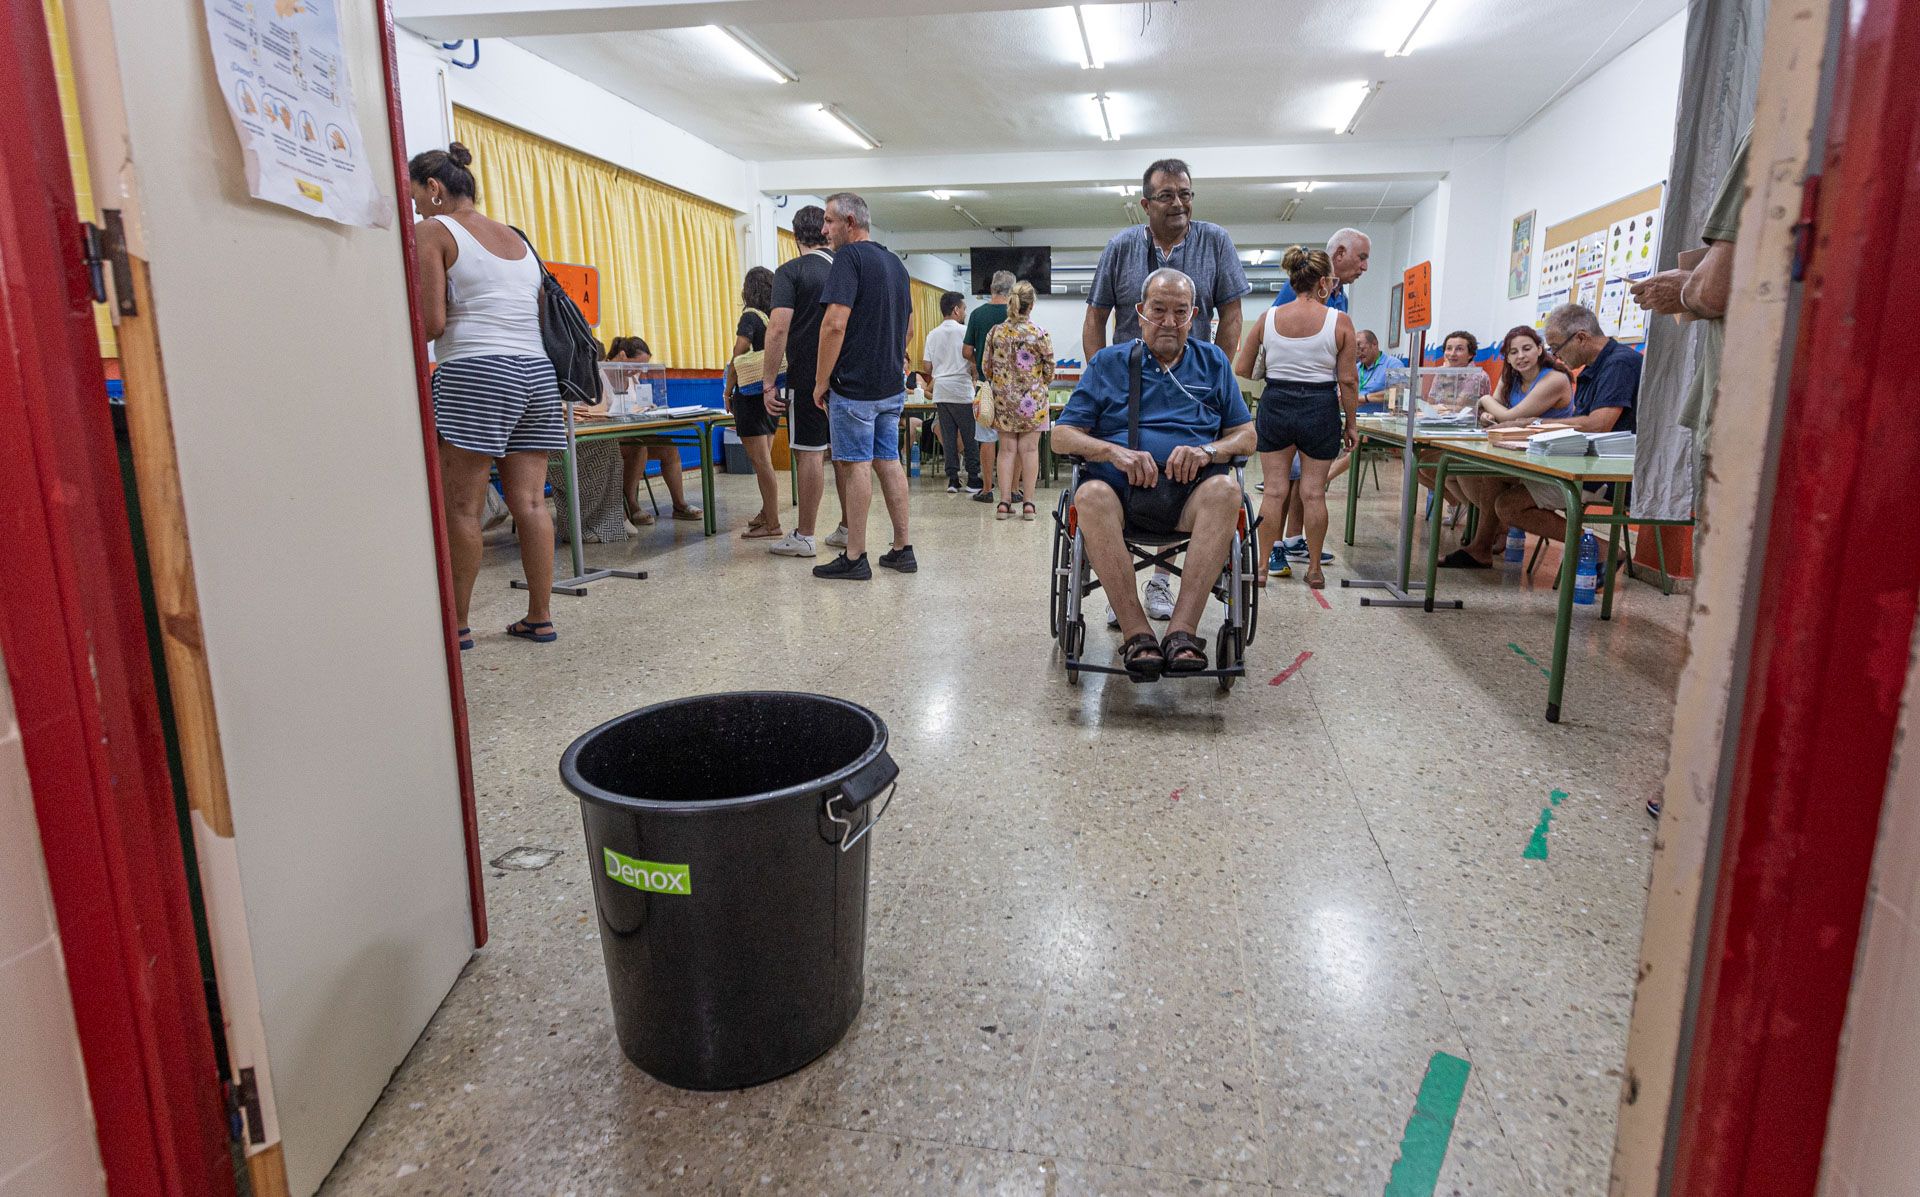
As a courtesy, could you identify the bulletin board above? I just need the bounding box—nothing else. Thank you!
[1535,182,1665,343]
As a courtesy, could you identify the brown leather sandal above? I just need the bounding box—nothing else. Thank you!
[1161,630,1209,674]
[1120,632,1165,681]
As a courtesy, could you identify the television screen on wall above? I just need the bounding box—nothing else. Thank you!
[970,247,1052,295]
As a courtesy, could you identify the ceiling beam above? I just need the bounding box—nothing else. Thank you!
[395,0,1137,39]
[879,220,1407,256]
[754,141,1454,196]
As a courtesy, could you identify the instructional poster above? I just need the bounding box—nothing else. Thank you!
[1541,183,1666,342]
[202,0,389,228]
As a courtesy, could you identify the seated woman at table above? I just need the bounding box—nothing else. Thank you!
[1477,326,1574,427]
[605,337,700,525]
[1422,330,1491,410]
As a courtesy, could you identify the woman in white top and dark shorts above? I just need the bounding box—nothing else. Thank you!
[1233,246,1359,589]
[409,142,564,647]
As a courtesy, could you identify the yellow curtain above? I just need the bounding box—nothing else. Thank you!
[908,279,946,371]
[777,228,799,264]
[452,108,742,370]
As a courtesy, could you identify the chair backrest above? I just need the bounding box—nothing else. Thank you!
[1127,339,1144,453]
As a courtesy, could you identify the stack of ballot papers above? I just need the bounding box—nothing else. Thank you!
[1589,431,1636,457]
[1527,427,1591,456]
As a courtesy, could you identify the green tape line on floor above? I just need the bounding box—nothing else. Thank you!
[1384,1051,1472,1196]
[1507,642,1550,679]
[1523,790,1567,860]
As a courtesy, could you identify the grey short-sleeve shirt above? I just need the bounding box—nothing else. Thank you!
[1088,220,1251,344]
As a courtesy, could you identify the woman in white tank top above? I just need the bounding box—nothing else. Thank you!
[1232,246,1359,589]
[410,142,564,648]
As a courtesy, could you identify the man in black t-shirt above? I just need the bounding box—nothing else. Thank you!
[762,205,842,558]
[811,192,917,580]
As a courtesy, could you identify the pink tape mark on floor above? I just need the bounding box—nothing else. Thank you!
[1269,650,1313,686]
[1311,590,1331,610]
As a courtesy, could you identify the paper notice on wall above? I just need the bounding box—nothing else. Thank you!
[1577,231,1606,276]
[1616,288,1649,340]
[1628,207,1661,277]
[1536,288,1569,331]
[1598,279,1627,336]
[202,0,390,228]
[1573,271,1603,313]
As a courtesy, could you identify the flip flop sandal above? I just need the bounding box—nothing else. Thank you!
[1120,632,1166,682]
[1438,549,1491,570]
[1021,502,1037,521]
[741,524,785,539]
[672,506,704,522]
[1306,567,1327,590]
[996,502,1013,521]
[457,627,474,651]
[1161,630,1209,674]
[506,619,557,643]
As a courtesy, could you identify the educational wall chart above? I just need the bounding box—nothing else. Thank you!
[1508,210,1536,300]
[202,0,389,228]
[1539,183,1665,342]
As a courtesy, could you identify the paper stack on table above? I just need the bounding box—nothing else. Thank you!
[1589,431,1636,457]
[1527,428,1591,456]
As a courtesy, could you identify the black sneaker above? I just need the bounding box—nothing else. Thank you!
[813,552,871,580]
[971,489,996,504]
[947,479,963,493]
[878,545,918,573]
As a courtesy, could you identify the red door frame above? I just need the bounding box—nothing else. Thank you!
[0,2,235,1193]
[1670,0,1920,1190]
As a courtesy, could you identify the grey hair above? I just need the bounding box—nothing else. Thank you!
[824,191,871,230]
[1329,227,1370,254]
[1545,303,1603,339]
[989,270,1015,297]
[1358,328,1380,344]
[1142,267,1196,303]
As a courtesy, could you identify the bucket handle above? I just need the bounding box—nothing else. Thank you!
[823,748,898,852]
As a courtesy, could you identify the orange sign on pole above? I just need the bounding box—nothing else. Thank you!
[1401,261,1432,333]
[546,261,600,326]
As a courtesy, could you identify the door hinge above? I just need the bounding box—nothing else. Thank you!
[231,1067,266,1147]
[1791,173,1822,282]
[78,210,138,316]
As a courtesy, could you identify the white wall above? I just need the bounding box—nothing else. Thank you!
[1484,11,1688,335]
[0,650,106,1195]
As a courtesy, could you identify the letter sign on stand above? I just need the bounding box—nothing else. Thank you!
[545,261,600,326]
[1343,260,1459,611]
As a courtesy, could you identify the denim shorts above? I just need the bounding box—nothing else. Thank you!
[827,391,905,463]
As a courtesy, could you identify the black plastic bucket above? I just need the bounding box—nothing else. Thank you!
[559,691,896,1090]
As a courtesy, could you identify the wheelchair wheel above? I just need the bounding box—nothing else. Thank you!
[1065,618,1085,686]
[1241,551,1261,646]
[1216,624,1241,693]
[1049,512,1070,638]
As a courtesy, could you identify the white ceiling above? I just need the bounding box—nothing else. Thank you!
[515,0,1686,161]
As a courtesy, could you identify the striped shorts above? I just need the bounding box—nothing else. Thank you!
[432,354,567,457]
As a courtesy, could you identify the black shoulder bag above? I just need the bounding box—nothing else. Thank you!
[511,226,602,403]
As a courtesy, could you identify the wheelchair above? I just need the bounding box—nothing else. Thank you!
[1049,456,1260,691]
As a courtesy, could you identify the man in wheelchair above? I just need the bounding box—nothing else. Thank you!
[1051,269,1257,679]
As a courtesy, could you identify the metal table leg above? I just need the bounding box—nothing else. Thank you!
[512,413,645,595]
[1422,455,1451,610]
[1546,478,1584,723]
[1600,486,1627,621]
[1344,442,1365,546]
[699,420,718,536]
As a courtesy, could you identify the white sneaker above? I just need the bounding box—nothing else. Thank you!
[825,526,848,549]
[1144,575,1175,621]
[769,531,816,557]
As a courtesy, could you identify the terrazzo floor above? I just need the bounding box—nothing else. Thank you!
[320,456,1683,1196]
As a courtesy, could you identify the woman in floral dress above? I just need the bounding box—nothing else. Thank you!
[985,281,1055,521]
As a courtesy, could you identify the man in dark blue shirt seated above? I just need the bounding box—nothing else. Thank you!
[1487,302,1640,552]
[1053,269,1256,678]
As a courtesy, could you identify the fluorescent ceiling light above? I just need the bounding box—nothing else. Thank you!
[928,190,951,201]
[1334,81,1383,135]
[952,205,986,230]
[818,103,880,150]
[1293,181,1319,193]
[1386,0,1442,57]
[1110,184,1134,196]
[707,25,795,83]
[1280,198,1301,222]
[1073,5,1103,69]
[1093,93,1118,142]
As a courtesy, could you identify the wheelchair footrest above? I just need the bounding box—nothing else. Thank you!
[1065,659,1246,681]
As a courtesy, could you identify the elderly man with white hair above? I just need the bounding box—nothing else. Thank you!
[1052,268,1256,679]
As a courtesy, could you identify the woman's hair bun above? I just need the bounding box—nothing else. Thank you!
[1280,245,1308,272]
[448,141,473,168]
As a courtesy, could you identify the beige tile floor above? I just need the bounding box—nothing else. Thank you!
[321,457,1681,1196]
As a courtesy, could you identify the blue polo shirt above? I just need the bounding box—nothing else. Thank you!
[1058,337,1252,462]
[1573,337,1640,433]
[1271,281,1349,311]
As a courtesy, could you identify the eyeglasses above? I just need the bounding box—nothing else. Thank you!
[1139,303,1196,324]
[1144,189,1196,205]
[1545,333,1578,356]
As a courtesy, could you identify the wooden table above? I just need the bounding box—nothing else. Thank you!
[569,410,735,537]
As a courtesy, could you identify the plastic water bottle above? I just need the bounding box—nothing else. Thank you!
[1573,531,1600,605]
[1504,526,1527,566]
